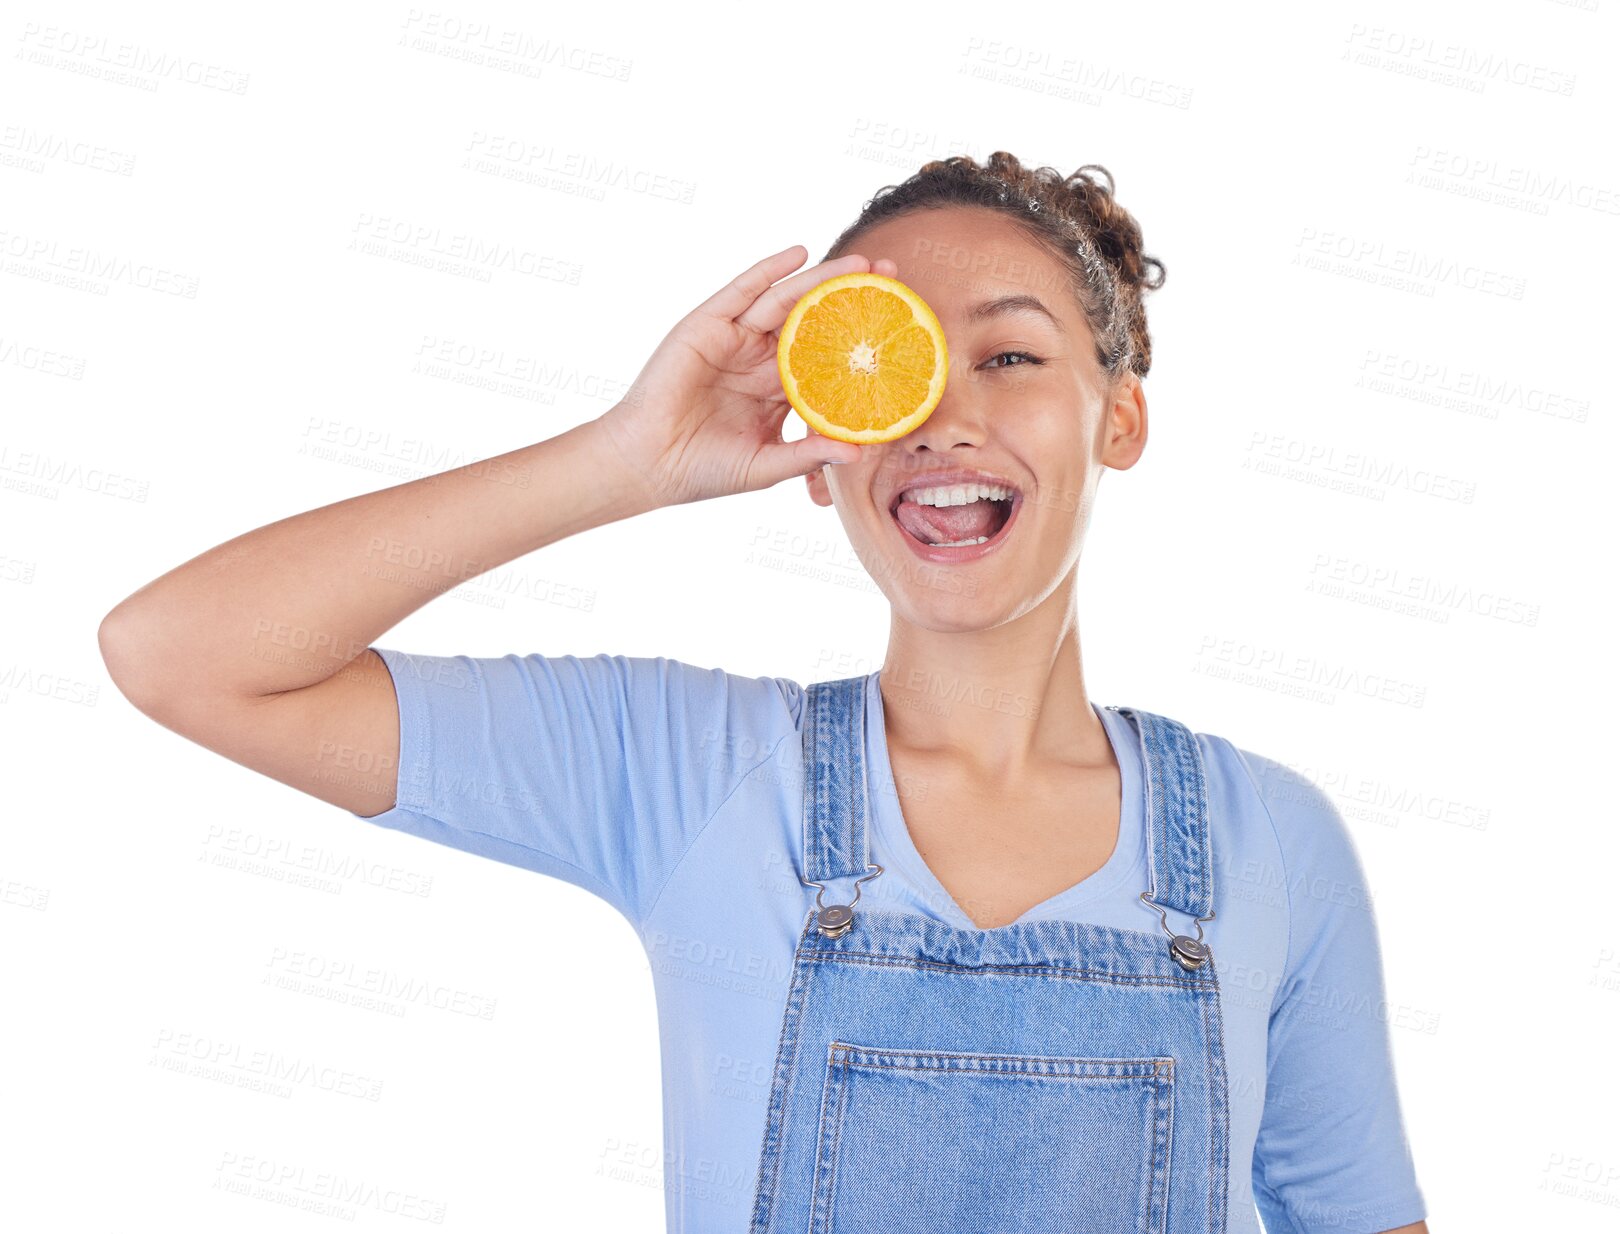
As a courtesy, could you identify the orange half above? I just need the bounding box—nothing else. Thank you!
[777,272,949,444]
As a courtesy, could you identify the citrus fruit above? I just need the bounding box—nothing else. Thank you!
[777,272,949,444]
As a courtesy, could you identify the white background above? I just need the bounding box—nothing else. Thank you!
[4,0,1617,1229]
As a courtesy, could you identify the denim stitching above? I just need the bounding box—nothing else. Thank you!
[1190,733,1214,918]
[802,951,1218,989]
[1153,1067,1175,1234]
[835,1060,1172,1081]
[1202,960,1233,1233]
[818,1046,852,1234]
[806,1042,842,1234]
[833,1043,1173,1071]
[748,911,818,1234]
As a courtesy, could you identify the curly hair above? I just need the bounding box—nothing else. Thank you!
[822,151,1165,379]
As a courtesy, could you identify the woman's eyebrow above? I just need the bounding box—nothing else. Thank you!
[963,294,1066,334]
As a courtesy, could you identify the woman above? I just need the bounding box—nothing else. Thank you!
[99,152,1429,1234]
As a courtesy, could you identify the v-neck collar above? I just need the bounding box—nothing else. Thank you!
[860,669,1145,932]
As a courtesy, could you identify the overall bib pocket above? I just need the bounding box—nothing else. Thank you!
[808,1042,1175,1234]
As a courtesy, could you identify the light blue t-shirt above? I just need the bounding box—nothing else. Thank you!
[352,648,1428,1234]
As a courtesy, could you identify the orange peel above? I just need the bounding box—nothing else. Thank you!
[777,272,949,444]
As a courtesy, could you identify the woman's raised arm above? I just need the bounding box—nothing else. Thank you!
[96,245,885,817]
[95,419,656,817]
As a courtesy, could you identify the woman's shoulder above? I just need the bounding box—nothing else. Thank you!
[1193,726,1370,895]
[582,651,808,733]
[398,649,808,744]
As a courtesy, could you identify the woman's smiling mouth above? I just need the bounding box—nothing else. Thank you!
[887,470,1024,564]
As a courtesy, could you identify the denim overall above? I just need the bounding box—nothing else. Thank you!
[748,675,1230,1233]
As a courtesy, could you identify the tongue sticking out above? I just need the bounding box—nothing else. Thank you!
[896,498,1006,546]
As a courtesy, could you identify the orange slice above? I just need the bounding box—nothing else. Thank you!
[777,272,949,444]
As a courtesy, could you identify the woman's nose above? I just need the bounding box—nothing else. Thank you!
[904,355,988,449]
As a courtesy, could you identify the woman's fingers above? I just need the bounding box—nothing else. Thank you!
[733,252,875,336]
[733,254,906,335]
[695,248,908,342]
[752,431,864,490]
[693,245,811,323]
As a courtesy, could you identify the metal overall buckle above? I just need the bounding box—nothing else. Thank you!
[1140,891,1216,971]
[802,864,884,938]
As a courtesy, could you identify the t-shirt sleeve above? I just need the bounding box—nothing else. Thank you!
[349,647,799,930]
[1234,747,1428,1234]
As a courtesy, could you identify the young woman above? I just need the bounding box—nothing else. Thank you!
[99,152,1429,1234]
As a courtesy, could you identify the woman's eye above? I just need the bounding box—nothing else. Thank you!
[984,351,1043,369]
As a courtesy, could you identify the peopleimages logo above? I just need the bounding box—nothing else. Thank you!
[0,230,200,298]
[1407,147,1620,216]
[1293,228,1527,300]
[16,23,251,94]
[349,213,584,284]
[0,446,150,503]
[1343,24,1577,96]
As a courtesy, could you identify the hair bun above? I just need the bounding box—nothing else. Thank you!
[1063,164,1166,295]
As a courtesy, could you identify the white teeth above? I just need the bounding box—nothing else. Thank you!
[932,535,991,547]
[901,481,1015,507]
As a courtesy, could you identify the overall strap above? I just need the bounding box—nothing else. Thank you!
[801,676,873,884]
[1108,706,1216,922]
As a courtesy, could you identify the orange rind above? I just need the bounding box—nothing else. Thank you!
[777,272,949,444]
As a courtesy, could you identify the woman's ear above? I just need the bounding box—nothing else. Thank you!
[1099,371,1149,471]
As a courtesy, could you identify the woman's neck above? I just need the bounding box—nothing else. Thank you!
[877,608,1104,784]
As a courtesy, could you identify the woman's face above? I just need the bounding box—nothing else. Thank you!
[806,205,1148,632]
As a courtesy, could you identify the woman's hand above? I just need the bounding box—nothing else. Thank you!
[596,245,899,508]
